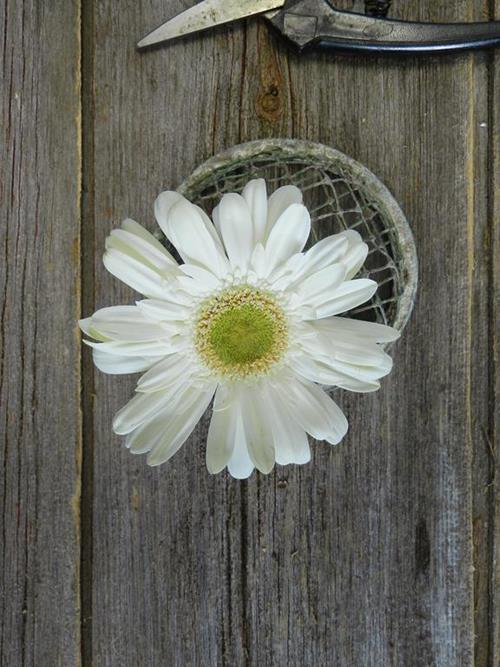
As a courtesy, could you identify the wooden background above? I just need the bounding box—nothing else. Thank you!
[1,0,499,665]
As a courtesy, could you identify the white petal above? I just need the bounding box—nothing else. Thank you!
[193,204,228,250]
[179,264,221,290]
[267,253,306,289]
[333,341,393,378]
[87,305,170,341]
[280,377,348,445]
[249,243,267,278]
[242,179,268,244]
[125,383,214,455]
[113,378,188,435]
[296,264,346,307]
[84,339,181,357]
[239,386,275,474]
[146,385,216,466]
[273,420,310,466]
[290,355,381,393]
[334,345,393,372]
[79,317,108,341]
[227,411,255,479]
[156,195,229,277]
[330,356,391,381]
[103,248,167,299]
[136,353,193,393]
[302,322,393,368]
[92,349,163,375]
[305,279,377,319]
[287,229,369,289]
[266,185,303,235]
[125,413,168,454]
[264,383,310,465]
[106,228,177,274]
[121,218,171,253]
[264,204,311,275]
[136,299,189,322]
[114,218,177,264]
[294,321,394,386]
[313,316,400,343]
[212,204,222,238]
[338,230,369,279]
[217,193,254,270]
[206,386,237,474]
[154,191,185,236]
[289,235,349,285]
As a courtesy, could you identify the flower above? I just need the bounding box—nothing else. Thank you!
[80,179,399,478]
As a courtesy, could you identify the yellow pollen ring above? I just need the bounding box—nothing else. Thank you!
[194,286,288,378]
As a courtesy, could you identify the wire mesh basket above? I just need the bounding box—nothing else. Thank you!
[177,139,418,334]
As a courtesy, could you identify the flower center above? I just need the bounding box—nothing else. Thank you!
[194,287,288,378]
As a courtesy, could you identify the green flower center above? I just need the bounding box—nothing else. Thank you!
[209,305,276,365]
[194,287,288,378]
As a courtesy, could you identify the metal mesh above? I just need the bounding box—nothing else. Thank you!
[178,140,417,333]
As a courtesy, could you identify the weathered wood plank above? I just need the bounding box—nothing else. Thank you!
[491,2,500,662]
[469,4,500,664]
[470,51,496,666]
[86,3,249,665]
[241,7,484,665]
[83,1,496,665]
[468,4,498,659]
[0,1,82,665]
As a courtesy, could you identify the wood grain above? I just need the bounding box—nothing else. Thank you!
[0,1,82,665]
[80,1,499,665]
[1,0,498,665]
[491,3,500,664]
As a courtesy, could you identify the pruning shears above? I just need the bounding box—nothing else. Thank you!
[138,0,500,55]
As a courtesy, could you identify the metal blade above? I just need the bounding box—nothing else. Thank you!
[138,0,286,48]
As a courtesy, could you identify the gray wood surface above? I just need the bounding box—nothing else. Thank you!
[0,1,82,665]
[1,0,499,665]
[491,2,500,661]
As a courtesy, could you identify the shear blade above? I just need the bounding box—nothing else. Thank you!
[138,0,286,48]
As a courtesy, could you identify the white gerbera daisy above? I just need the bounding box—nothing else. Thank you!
[80,179,399,478]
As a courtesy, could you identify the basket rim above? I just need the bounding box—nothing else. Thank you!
[178,139,418,335]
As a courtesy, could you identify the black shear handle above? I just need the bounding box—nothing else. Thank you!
[272,3,500,55]
[313,21,500,54]
[314,17,500,54]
